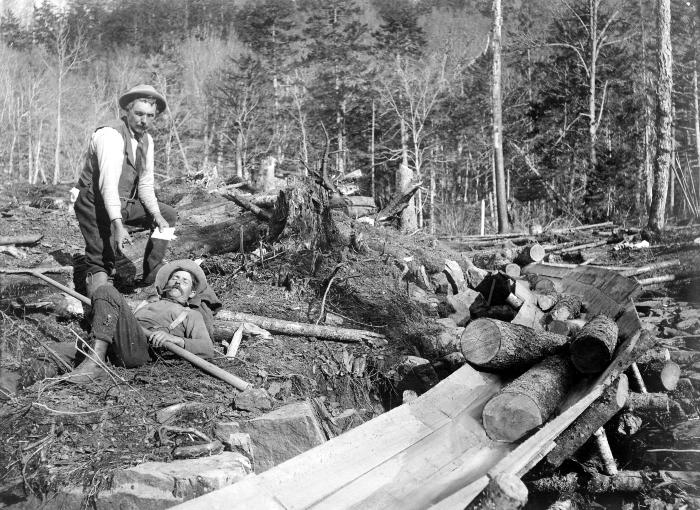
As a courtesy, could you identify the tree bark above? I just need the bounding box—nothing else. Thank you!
[461,318,569,371]
[636,359,681,392]
[482,354,575,442]
[214,311,387,346]
[545,374,629,469]
[550,294,583,322]
[647,0,673,231]
[491,0,508,233]
[570,315,619,374]
[528,470,700,495]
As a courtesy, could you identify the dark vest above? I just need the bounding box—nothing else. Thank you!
[76,118,150,202]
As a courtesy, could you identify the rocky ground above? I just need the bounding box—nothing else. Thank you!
[0,178,698,509]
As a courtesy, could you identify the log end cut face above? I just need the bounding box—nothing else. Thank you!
[482,392,543,442]
[570,337,612,374]
[460,318,501,366]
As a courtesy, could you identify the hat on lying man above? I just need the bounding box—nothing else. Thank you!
[155,259,207,295]
[118,84,167,113]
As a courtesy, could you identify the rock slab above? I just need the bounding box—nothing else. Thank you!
[241,400,326,472]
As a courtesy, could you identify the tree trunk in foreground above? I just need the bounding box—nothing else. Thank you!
[482,354,575,442]
[461,318,569,371]
[647,0,673,231]
[491,0,508,233]
[569,315,619,374]
[545,374,629,469]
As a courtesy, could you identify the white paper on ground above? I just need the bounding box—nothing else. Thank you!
[151,227,177,241]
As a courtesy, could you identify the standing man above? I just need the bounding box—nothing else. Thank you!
[74,84,177,297]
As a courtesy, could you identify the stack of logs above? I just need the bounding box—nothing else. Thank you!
[404,246,697,509]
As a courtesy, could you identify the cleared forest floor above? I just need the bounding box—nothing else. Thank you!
[0,180,698,510]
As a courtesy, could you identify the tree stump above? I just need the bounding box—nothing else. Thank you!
[461,319,569,371]
[482,354,575,442]
[569,315,619,374]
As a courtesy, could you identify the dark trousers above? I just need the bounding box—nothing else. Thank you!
[90,284,151,368]
[74,187,177,280]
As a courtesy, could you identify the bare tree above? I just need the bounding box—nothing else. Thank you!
[647,0,673,231]
[550,0,625,194]
[382,52,447,230]
[42,15,85,185]
[491,0,508,232]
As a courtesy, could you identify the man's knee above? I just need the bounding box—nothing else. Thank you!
[159,203,177,224]
[91,282,121,303]
[86,272,112,299]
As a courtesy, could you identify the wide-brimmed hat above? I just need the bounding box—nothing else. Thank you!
[155,260,207,295]
[118,84,167,113]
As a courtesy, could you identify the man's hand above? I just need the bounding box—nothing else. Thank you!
[149,330,185,349]
[153,214,169,232]
[111,220,132,253]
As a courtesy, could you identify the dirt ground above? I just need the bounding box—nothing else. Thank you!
[0,179,699,509]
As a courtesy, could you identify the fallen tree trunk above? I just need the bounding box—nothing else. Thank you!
[514,244,545,266]
[625,391,687,420]
[569,315,619,374]
[528,470,700,495]
[545,374,629,469]
[482,354,575,442]
[461,319,569,371]
[214,310,387,346]
[636,359,681,392]
[0,234,43,246]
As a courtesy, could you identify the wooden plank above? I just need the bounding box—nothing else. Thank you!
[311,392,510,510]
[173,365,502,510]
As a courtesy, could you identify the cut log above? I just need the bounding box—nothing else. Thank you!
[214,311,387,346]
[625,392,687,421]
[503,263,521,279]
[549,294,582,321]
[534,278,555,293]
[546,499,579,510]
[514,243,545,266]
[636,348,671,364]
[505,293,524,310]
[547,318,586,337]
[329,195,377,218]
[528,470,700,495]
[461,319,569,371]
[569,315,619,374]
[545,374,629,469]
[482,354,575,442]
[466,473,528,510]
[0,234,43,246]
[536,291,558,312]
[636,359,681,392]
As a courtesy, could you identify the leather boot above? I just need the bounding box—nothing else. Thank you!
[65,338,109,384]
[86,271,110,299]
[142,238,169,284]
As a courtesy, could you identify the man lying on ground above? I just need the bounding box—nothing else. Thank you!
[67,259,215,383]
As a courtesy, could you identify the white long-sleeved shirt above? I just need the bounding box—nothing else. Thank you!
[90,127,161,222]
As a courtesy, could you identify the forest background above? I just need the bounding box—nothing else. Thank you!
[0,0,698,234]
